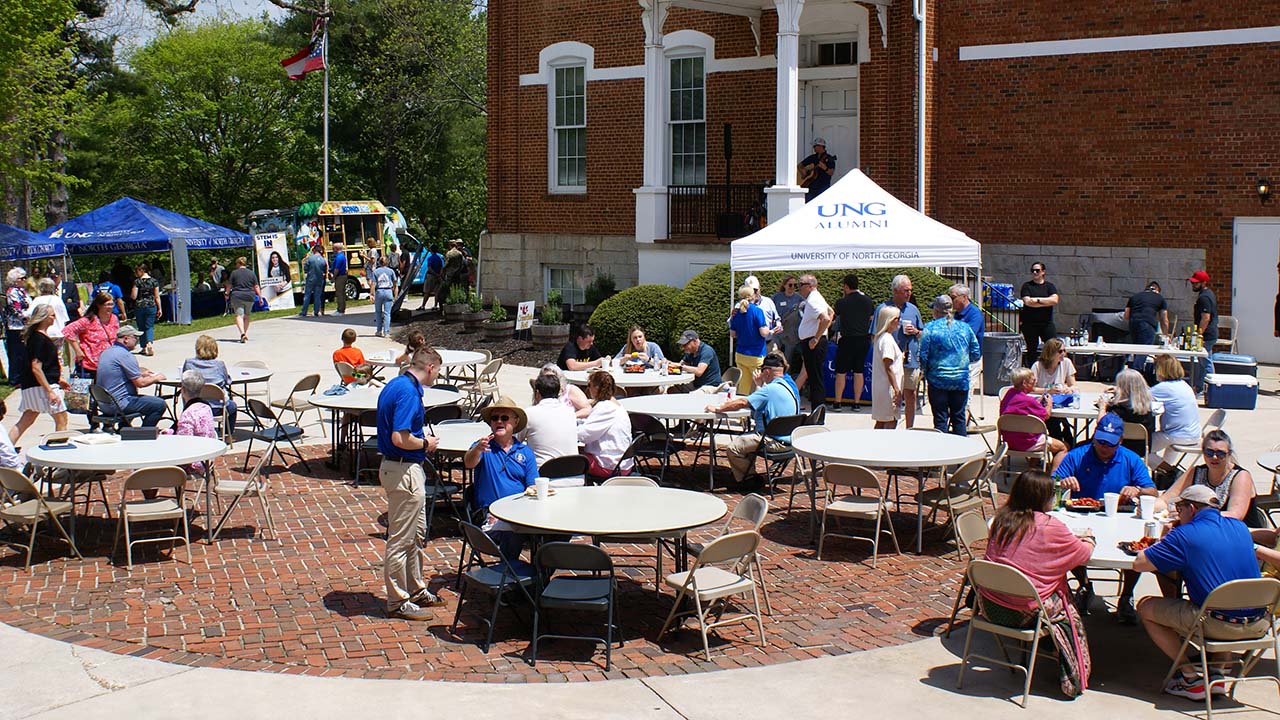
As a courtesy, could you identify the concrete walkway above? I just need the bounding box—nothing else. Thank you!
[4,307,1280,719]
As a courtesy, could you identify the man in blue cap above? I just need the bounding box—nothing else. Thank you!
[1053,411,1157,623]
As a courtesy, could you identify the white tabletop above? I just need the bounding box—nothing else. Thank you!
[791,429,987,468]
[1258,452,1280,474]
[489,485,727,536]
[1065,342,1208,359]
[1049,392,1165,421]
[27,435,228,472]
[157,365,273,387]
[365,349,488,368]
[308,385,462,412]
[619,392,751,421]
[1049,509,1151,570]
[564,367,688,389]
[432,421,489,454]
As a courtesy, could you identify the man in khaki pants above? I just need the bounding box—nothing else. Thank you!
[375,347,445,620]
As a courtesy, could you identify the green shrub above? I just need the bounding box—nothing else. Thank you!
[588,284,683,357]
[466,289,484,312]
[445,284,469,305]
[584,272,617,306]
[673,263,954,364]
[541,289,563,325]
[488,295,508,323]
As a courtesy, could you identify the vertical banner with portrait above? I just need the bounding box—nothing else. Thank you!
[255,232,296,310]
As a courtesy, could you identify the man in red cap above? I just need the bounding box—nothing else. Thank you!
[1188,270,1218,349]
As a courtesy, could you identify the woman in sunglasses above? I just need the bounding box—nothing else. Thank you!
[1158,429,1258,524]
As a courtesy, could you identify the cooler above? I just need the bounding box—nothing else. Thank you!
[1209,352,1257,377]
[1204,374,1257,410]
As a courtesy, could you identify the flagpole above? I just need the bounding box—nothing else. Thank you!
[322,11,330,202]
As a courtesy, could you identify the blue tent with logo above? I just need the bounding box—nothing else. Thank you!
[42,197,252,324]
[0,223,64,262]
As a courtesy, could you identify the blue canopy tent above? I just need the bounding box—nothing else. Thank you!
[0,223,64,262]
[43,197,251,324]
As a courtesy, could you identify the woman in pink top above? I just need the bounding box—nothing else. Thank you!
[998,367,1067,468]
[63,292,120,375]
[981,470,1095,697]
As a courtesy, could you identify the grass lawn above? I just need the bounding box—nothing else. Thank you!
[153,298,371,341]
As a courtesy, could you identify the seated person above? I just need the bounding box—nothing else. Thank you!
[1097,368,1157,457]
[1135,485,1267,702]
[1148,354,1202,473]
[1159,429,1257,525]
[93,325,167,427]
[614,325,665,368]
[577,372,633,480]
[0,402,23,470]
[181,333,238,434]
[1032,337,1076,446]
[998,367,1068,468]
[709,353,801,485]
[165,370,219,474]
[533,363,592,419]
[671,329,722,394]
[519,372,579,470]
[394,329,426,366]
[333,328,374,384]
[464,397,537,558]
[1052,412,1156,622]
[982,470,1095,698]
[557,323,604,371]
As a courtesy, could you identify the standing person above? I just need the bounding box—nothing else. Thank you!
[9,305,71,444]
[797,138,836,201]
[1019,261,1060,366]
[331,242,349,315]
[63,293,119,378]
[387,244,401,274]
[441,239,466,303]
[729,285,769,396]
[209,258,226,288]
[94,270,127,321]
[300,244,328,318]
[1188,270,1218,348]
[796,273,833,410]
[772,275,803,371]
[1125,280,1170,370]
[949,283,985,395]
[871,305,904,429]
[832,273,875,412]
[3,268,31,387]
[918,294,981,435]
[224,257,260,343]
[28,278,69,357]
[742,276,782,350]
[371,256,399,338]
[53,268,79,321]
[94,326,167,426]
[375,347,445,621]
[875,275,924,428]
[131,263,162,356]
[419,245,444,311]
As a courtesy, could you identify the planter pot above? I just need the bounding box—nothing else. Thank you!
[461,310,489,332]
[443,302,468,322]
[483,320,515,341]
[531,322,570,349]
[572,304,596,325]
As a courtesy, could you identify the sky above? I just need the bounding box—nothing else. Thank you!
[91,0,288,59]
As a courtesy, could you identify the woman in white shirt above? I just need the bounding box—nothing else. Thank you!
[1032,337,1076,445]
[872,305,903,429]
[27,278,69,352]
[578,371,634,480]
[1148,354,1202,470]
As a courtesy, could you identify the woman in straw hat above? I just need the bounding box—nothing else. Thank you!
[9,303,70,444]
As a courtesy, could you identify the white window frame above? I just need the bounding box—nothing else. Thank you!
[550,64,587,192]
[539,42,595,195]
[544,266,585,305]
[666,52,706,187]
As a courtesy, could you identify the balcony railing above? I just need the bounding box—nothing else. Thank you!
[668,183,767,239]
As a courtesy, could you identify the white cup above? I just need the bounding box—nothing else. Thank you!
[535,477,549,501]
[1103,492,1120,517]
[1139,495,1157,519]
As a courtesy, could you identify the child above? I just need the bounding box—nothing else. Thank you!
[333,328,374,384]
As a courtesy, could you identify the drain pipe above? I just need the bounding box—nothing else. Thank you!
[914,0,926,213]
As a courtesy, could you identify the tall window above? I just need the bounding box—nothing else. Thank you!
[545,266,584,304]
[669,56,705,186]
[553,65,586,189]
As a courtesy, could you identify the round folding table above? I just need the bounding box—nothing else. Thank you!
[619,392,751,489]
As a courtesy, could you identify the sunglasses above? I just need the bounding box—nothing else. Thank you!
[1202,448,1228,459]
[799,281,814,287]
[785,283,796,288]
[489,414,512,423]
[1031,268,1044,273]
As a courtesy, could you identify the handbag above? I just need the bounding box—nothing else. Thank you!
[65,367,92,413]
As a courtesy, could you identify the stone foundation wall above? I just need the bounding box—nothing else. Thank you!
[981,244,1206,329]
[479,232,638,305]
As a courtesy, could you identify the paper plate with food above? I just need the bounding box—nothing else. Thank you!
[1064,497,1104,513]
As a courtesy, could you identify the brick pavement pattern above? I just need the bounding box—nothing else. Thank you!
[0,447,979,682]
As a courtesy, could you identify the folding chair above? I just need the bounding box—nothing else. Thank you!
[1214,316,1238,354]
[88,385,142,432]
[111,466,192,570]
[350,409,381,486]
[686,493,773,614]
[1159,577,1280,720]
[211,448,276,541]
[1171,409,1227,472]
[270,373,325,437]
[0,468,81,569]
[459,358,502,414]
[752,414,807,498]
[628,412,685,483]
[450,521,536,652]
[241,398,310,474]
[659,530,766,660]
[786,425,828,519]
[996,414,1051,478]
[531,541,619,670]
[539,454,590,485]
[957,560,1056,707]
[818,464,900,567]
[419,457,463,541]
[199,384,233,442]
[914,457,990,559]
[944,511,990,638]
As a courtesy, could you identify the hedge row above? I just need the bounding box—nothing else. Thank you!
[589,263,953,364]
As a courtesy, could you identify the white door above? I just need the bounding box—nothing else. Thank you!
[807,80,857,181]
[1231,218,1280,363]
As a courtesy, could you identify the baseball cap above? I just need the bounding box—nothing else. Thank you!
[743,275,760,291]
[1093,412,1124,446]
[1179,484,1221,508]
[931,294,953,313]
[117,325,142,338]
[1188,270,1210,283]
[677,329,700,345]
[812,137,826,147]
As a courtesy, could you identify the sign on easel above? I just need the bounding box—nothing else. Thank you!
[516,300,536,331]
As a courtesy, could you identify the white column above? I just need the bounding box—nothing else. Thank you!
[634,0,669,243]
[765,0,807,222]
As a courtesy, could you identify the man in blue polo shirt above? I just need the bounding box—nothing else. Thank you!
[464,396,537,559]
[375,347,443,621]
[1052,412,1156,501]
[675,329,722,392]
[1135,485,1266,702]
[710,353,801,484]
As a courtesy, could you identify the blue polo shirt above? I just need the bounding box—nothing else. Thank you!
[1052,443,1153,499]
[471,441,538,510]
[748,377,800,440]
[682,342,722,389]
[95,281,123,315]
[730,303,767,357]
[331,251,348,276]
[1144,508,1261,614]
[955,301,985,342]
[376,374,425,462]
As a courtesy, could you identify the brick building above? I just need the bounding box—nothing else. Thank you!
[483,0,1278,353]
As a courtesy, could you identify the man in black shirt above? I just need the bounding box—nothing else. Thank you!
[1019,261,1060,366]
[798,138,836,202]
[1125,281,1170,369]
[557,323,604,371]
[832,273,875,411]
[1188,270,1218,348]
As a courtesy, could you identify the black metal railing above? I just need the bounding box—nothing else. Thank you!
[668,183,766,239]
